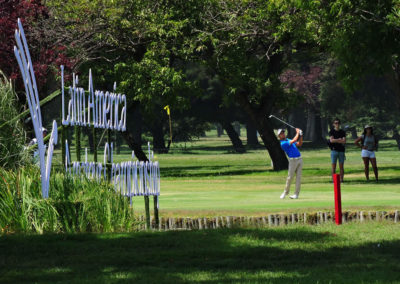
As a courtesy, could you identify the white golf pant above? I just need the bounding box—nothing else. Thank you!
[284,157,303,196]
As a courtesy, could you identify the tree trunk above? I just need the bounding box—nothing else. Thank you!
[305,109,315,141]
[216,123,223,137]
[304,109,325,143]
[152,122,168,153]
[233,121,241,136]
[222,121,245,153]
[288,108,307,138]
[121,103,148,161]
[351,128,358,139]
[115,132,122,154]
[246,122,259,146]
[321,117,328,139]
[236,92,288,170]
[314,112,325,143]
[393,131,400,150]
[87,127,94,153]
[121,130,148,162]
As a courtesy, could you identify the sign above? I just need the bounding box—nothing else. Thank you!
[14,19,57,198]
[13,19,160,203]
[61,67,127,131]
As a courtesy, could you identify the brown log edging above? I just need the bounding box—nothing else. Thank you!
[141,210,400,231]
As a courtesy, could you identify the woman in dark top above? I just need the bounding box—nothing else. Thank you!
[354,125,378,181]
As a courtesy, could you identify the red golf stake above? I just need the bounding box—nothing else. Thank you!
[333,174,342,225]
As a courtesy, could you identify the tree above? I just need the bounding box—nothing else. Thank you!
[0,0,73,96]
[311,0,400,106]
[191,0,314,170]
[281,62,325,143]
[307,0,400,146]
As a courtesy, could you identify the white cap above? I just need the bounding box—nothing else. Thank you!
[42,127,47,132]
[277,129,285,135]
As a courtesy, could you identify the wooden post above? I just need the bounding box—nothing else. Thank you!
[153,196,159,228]
[144,196,150,229]
[333,174,342,225]
[268,215,273,226]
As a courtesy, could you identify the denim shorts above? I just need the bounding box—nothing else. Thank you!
[331,150,345,164]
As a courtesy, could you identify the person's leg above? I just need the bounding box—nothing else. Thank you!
[339,163,344,182]
[283,160,296,195]
[338,151,345,182]
[331,151,337,181]
[294,159,303,197]
[370,157,378,181]
[362,157,370,180]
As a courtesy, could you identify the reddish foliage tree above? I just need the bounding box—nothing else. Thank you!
[0,0,73,96]
[280,65,323,107]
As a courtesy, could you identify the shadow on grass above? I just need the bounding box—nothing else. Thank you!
[162,165,269,177]
[341,177,400,185]
[1,228,399,283]
[305,165,400,175]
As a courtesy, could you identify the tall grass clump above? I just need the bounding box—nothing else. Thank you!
[0,71,30,169]
[0,167,137,234]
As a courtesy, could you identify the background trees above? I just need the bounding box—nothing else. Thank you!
[3,0,400,171]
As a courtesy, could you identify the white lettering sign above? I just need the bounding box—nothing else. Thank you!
[65,143,160,206]
[14,19,57,198]
[13,19,160,204]
[61,67,127,131]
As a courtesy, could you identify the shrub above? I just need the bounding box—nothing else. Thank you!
[0,71,30,169]
[0,167,137,234]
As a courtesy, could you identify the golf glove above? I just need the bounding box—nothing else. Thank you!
[299,130,303,136]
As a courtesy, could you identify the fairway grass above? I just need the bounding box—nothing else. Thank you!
[128,135,400,217]
[55,132,400,217]
[1,222,400,283]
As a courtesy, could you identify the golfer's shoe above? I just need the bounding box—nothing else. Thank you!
[289,194,298,199]
[280,192,287,199]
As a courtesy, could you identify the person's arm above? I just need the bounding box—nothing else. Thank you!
[296,134,303,147]
[330,136,346,143]
[330,132,346,144]
[354,136,363,148]
[289,128,300,145]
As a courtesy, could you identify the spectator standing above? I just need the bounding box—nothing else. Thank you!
[329,118,346,182]
[354,125,378,181]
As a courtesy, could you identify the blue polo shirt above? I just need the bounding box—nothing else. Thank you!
[280,139,301,158]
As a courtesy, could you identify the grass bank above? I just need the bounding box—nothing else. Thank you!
[1,222,399,283]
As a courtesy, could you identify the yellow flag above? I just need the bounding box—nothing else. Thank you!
[164,105,170,116]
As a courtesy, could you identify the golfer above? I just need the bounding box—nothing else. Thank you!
[329,118,346,182]
[278,128,303,199]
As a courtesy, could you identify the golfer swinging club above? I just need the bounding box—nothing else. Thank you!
[277,128,303,199]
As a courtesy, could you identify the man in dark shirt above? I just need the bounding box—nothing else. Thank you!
[329,118,346,182]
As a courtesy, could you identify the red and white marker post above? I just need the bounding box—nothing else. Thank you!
[333,174,342,225]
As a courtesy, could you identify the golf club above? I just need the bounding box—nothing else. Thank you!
[268,114,296,129]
